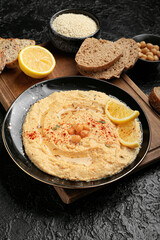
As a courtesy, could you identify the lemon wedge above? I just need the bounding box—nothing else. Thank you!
[117,120,140,148]
[105,100,139,124]
[18,45,56,79]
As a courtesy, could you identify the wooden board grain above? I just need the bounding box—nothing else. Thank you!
[0,42,159,204]
[0,42,78,110]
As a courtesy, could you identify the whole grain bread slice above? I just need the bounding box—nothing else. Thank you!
[116,38,139,70]
[15,38,35,51]
[0,38,36,70]
[0,48,6,73]
[75,38,122,72]
[0,38,20,68]
[77,38,139,80]
[149,86,160,113]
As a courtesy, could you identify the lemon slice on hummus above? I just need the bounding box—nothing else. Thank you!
[18,45,56,79]
[105,100,139,124]
[117,120,140,148]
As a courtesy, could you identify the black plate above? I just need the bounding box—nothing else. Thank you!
[2,76,150,189]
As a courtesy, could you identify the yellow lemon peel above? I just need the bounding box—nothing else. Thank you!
[105,100,139,124]
[18,45,56,79]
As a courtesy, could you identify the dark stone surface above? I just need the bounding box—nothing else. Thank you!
[0,0,160,239]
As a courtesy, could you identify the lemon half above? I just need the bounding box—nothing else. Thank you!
[18,45,56,79]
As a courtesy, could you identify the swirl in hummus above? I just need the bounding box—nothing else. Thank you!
[22,90,142,181]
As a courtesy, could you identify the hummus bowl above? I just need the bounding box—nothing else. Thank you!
[2,76,150,189]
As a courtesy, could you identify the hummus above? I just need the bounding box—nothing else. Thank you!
[22,90,142,181]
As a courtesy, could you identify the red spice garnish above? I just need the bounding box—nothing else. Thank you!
[25,131,37,140]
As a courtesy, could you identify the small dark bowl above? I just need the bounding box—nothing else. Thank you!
[49,9,101,54]
[133,34,160,69]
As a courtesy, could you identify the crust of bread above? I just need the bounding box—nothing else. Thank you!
[149,87,160,113]
[77,63,123,80]
[75,38,123,72]
[0,48,6,73]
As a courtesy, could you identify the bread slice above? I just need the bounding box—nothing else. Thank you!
[0,38,36,69]
[75,38,122,72]
[77,39,126,80]
[116,38,139,70]
[149,87,160,113]
[0,48,6,73]
[15,38,35,51]
[77,38,139,80]
[0,38,20,68]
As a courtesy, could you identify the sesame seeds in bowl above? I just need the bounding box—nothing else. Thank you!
[52,13,98,38]
[49,9,101,54]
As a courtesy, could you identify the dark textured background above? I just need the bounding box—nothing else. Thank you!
[0,0,160,239]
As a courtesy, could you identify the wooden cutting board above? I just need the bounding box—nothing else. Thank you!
[0,42,160,204]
